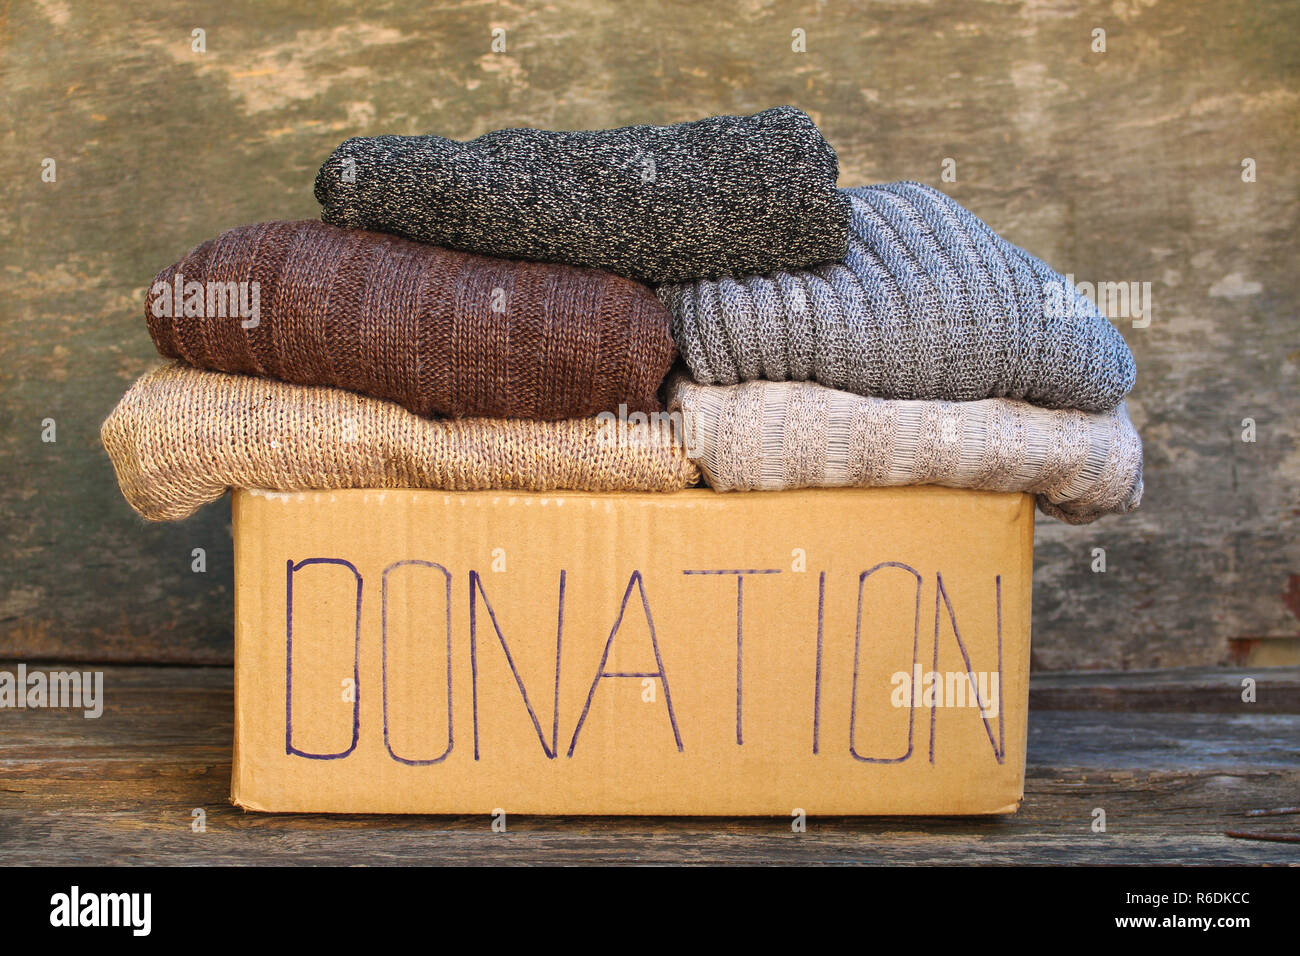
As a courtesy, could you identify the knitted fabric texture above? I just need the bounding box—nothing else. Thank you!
[145,220,675,421]
[102,364,699,522]
[313,107,850,284]
[659,181,1137,412]
[668,374,1143,524]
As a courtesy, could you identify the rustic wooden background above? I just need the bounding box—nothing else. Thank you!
[1,0,1296,668]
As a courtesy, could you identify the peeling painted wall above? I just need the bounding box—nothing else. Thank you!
[1,0,1296,667]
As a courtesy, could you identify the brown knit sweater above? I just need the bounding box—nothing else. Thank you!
[144,220,676,421]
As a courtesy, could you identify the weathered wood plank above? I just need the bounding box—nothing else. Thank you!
[1,666,1296,864]
[1029,666,1300,713]
[0,0,1297,666]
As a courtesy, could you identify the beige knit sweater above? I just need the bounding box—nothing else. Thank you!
[103,364,700,521]
[668,374,1143,523]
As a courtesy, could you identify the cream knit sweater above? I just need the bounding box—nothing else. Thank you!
[668,374,1143,523]
[102,364,700,521]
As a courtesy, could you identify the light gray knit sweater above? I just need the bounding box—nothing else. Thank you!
[658,182,1137,412]
[667,373,1144,524]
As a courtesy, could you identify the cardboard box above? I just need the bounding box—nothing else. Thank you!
[232,486,1034,815]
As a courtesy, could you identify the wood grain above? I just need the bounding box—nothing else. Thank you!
[1,665,1296,864]
[0,0,1296,666]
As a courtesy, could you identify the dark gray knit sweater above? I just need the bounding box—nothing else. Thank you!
[658,182,1137,412]
[313,107,850,284]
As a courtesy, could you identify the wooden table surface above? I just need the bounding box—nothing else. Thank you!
[2,665,1297,865]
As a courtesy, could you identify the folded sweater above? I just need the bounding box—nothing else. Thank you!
[102,364,700,521]
[314,107,850,283]
[145,220,675,421]
[659,182,1137,412]
[667,374,1143,524]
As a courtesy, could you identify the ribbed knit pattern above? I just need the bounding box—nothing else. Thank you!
[145,220,675,421]
[668,374,1143,524]
[314,107,850,284]
[102,364,700,522]
[659,182,1137,412]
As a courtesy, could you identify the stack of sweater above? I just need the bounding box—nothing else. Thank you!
[659,178,1143,524]
[102,107,1141,524]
